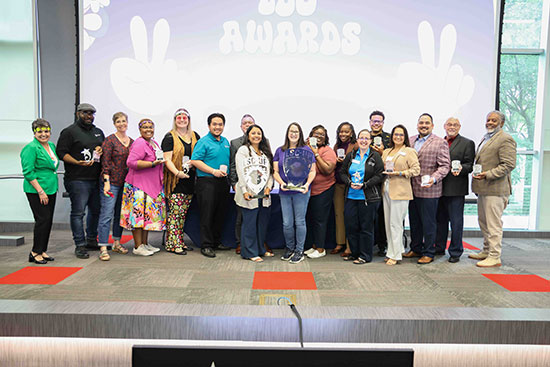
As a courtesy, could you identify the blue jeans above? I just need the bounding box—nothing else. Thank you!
[279,191,310,254]
[97,183,124,245]
[240,200,271,259]
[64,179,101,247]
[409,196,439,258]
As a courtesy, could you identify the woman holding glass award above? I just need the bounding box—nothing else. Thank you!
[161,108,201,255]
[331,122,357,256]
[121,119,166,256]
[235,125,274,262]
[339,129,384,264]
[273,123,316,264]
[381,125,420,266]
[304,125,337,259]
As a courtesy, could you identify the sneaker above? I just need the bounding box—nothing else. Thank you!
[304,248,316,256]
[133,244,154,256]
[75,247,89,259]
[281,249,294,261]
[307,249,326,259]
[144,244,160,253]
[289,252,305,264]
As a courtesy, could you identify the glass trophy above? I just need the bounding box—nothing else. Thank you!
[473,164,482,176]
[243,155,270,198]
[182,156,190,174]
[451,160,461,173]
[282,148,315,191]
[155,148,164,161]
[352,171,363,184]
[385,160,394,172]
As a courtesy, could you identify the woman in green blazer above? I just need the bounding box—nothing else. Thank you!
[20,119,59,264]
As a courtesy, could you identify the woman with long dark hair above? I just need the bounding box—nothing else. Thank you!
[381,124,420,265]
[304,124,337,259]
[235,125,274,262]
[273,123,316,264]
[331,122,356,256]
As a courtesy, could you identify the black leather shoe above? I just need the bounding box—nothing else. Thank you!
[28,252,47,264]
[75,247,90,259]
[377,249,387,257]
[448,256,460,263]
[85,238,99,250]
[216,244,232,251]
[201,248,216,258]
[42,255,55,261]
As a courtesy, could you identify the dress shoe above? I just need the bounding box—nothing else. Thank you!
[235,245,241,254]
[201,247,216,258]
[403,250,421,258]
[448,256,460,263]
[417,256,433,264]
[42,254,55,261]
[85,238,100,250]
[75,247,90,259]
[468,252,488,260]
[28,252,47,264]
[476,257,501,267]
[377,249,387,257]
[216,244,231,251]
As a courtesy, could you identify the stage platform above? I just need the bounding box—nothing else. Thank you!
[0,229,549,366]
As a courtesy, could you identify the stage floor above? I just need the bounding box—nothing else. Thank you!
[1,229,549,308]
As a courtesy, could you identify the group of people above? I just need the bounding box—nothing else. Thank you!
[20,104,516,268]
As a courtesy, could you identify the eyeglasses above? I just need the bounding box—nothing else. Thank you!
[34,127,51,133]
[393,133,405,137]
[370,120,383,124]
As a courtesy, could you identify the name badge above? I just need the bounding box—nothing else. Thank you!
[352,159,360,164]
[386,156,394,161]
[399,151,407,156]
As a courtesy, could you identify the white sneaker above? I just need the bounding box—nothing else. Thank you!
[144,244,160,253]
[304,248,316,256]
[307,249,327,259]
[133,244,154,256]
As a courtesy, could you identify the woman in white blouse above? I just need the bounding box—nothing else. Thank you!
[235,125,274,262]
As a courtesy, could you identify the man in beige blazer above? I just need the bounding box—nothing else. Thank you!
[470,110,516,267]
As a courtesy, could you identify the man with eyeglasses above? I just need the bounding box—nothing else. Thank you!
[403,113,450,264]
[434,117,475,263]
[369,110,391,256]
[56,103,105,259]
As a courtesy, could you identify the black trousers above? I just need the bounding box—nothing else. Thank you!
[26,193,57,254]
[196,177,229,249]
[374,198,387,250]
[305,185,335,249]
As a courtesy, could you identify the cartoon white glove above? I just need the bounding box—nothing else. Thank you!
[394,21,475,117]
[110,16,181,115]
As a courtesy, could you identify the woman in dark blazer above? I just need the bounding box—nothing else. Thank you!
[20,119,59,264]
[339,129,384,264]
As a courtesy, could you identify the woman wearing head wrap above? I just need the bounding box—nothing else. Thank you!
[120,119,166,256]
[161,108,200,255]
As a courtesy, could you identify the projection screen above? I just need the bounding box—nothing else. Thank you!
[79,0,499,145]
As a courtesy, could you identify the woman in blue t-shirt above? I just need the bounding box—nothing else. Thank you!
[273,123,316,264]
[339,129,384,264]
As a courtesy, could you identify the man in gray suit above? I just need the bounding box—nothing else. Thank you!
[469,110,516,267]
[230,114,256,254]
[435,117,475,263]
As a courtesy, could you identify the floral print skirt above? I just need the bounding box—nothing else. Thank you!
[120,183,166,231]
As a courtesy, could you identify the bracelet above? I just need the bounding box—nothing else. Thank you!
[151,161,154,168]
[38,190,45,194]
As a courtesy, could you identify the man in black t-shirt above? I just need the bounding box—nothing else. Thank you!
[56,103,105,259]
[369,110,391,256]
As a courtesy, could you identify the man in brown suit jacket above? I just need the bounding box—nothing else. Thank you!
[469,111,516,267]
[404,113,450,264]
